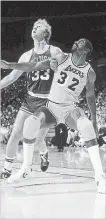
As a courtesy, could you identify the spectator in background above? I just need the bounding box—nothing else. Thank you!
[55,123,68,152]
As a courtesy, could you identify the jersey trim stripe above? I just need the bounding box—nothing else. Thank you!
[58,54,70,67]
[71,54,88,68]
[28,91,48,98]
[20,106,33,115]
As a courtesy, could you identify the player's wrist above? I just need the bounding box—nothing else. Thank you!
[91,113,96,121]
[8,63,14,69]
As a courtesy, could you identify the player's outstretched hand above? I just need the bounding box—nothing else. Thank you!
[50,58,58,71]
[1,60,10,69]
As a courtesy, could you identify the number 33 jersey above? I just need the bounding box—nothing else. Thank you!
[27,45,54,98]
[48,53,91,104]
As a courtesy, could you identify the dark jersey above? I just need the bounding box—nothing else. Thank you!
[27,46,54,98]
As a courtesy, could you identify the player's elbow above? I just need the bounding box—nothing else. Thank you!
[86,85,95,98]
[86,90,95,101]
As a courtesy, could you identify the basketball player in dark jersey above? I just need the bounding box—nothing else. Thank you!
[0,19,61,179]
[2,39,105,193]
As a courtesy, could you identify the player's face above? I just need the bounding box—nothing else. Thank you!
[77,40,88,54]
[71,41,78,52]
[72,40,88,55]
[31,23,46,40]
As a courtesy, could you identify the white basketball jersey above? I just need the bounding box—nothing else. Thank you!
[48,54,91,104]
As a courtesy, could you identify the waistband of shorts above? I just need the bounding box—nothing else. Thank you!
[28,91,48,99]
[48,99,76,106]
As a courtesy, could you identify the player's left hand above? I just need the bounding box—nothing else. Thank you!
[50,58,58,71]
[1,60,10,69]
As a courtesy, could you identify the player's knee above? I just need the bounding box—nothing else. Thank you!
[77,117,96,142]
[36,112,46,125]
[23,115,40,140]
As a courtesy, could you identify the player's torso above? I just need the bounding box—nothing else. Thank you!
[48,54,90,103]
[26,45,54,98]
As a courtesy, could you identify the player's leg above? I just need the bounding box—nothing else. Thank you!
[1,109,31,179]
[22,108,56,171]
[8,110,56,183]
[19,98,48,174]
[35,127,51,171]
[7,113,43,183]
[70,107,105,193]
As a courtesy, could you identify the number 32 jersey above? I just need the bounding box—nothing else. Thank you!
[48,53,91,104]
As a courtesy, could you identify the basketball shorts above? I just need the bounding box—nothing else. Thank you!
[20,94,47,115]
[38,101,78,129]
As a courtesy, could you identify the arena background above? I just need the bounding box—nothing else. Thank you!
[1,1,106,143]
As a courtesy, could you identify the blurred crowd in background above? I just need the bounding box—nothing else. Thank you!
[1,67,106,148]
[1,2,106,148]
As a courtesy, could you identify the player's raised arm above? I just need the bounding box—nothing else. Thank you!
[0,53,27,89]
[1,58,50,72]
[85,67,99,138]
[1,57,59,72]
[1,46,66,73]
[0,69,24,89]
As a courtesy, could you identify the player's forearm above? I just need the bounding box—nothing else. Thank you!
[7,62,34,72]
[0,70,22,89]
[7,60,50,72]
[86,93,96,121]
[0,76,14,89]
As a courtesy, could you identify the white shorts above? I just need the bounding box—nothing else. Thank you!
[38,100,86,130]
[47,101,77,129]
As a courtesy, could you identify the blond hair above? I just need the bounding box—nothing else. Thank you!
[34,19,52,43]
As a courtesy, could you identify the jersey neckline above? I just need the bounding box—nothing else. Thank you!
[71,54,88,68]
[33,45,50,55]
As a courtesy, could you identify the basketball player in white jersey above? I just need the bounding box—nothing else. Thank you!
[4,38,106,193]
[1,39,106,193]
[1,39,105,193]
[0,19,62,179]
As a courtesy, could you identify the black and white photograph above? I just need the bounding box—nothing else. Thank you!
[0,1,106,218]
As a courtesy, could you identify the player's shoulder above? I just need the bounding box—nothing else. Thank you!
[21,49,33,58]
[49,45,67,65]
[18,49,33,62]
[50,45,63,55]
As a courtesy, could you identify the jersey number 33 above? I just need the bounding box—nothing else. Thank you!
[29,69,50,81]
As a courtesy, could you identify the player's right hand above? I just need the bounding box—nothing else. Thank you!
[1,60,10,69]
[50,58,58,71]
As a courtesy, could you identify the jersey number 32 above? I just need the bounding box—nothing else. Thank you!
[57,71,79,91]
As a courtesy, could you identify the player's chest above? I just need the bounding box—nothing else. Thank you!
[54,65,86,92]
[56,66,85,84]
[30,55,49,63]
[27,53,52,82]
